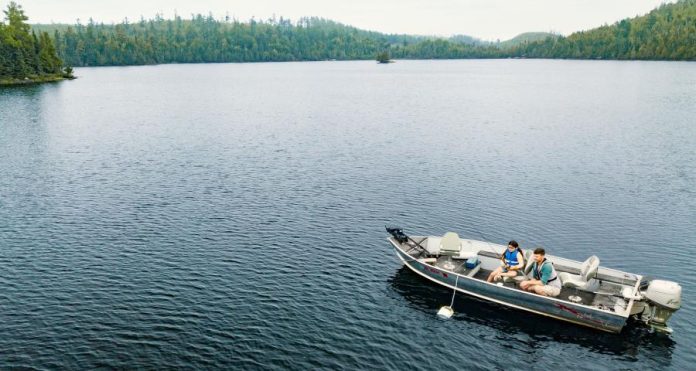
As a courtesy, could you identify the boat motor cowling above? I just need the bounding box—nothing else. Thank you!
[640,279,682,330]
[645,280,682,310]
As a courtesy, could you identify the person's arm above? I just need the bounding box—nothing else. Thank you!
[522,263,541,285]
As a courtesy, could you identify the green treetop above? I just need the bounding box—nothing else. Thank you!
[0,1,66,82]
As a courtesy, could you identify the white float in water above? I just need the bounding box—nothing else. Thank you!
[438,275,459,319]
[437,305,454,318]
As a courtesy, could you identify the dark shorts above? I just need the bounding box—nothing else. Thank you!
[502,268,518,275]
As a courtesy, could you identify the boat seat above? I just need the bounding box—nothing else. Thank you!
[505,249,533,283]
[558,255,600,292]
[438,232,461,256]
[426,237,442,255]
[522,250,535,277]
[452,240,478,260]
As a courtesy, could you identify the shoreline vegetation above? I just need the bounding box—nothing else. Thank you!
[0,2,73,86]
[0,73,71,86]
[2,1,695,85]
[32,0,695,67]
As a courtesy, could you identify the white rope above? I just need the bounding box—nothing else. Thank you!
[449,274,460,308]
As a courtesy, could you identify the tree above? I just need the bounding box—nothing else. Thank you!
[0,2,65,81]
[376,50,390,63]
[38,31,62,73]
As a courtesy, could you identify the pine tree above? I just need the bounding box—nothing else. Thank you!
[1,2,65,82]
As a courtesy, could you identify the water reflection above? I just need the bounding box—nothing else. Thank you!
[388,266,674,362]
[0,83,56,132]
[0,84,56,164]
[2,61,692,369]
[0,83,44,95]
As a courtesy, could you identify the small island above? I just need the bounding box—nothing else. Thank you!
[376,51,394,64]
[0,2,73,86]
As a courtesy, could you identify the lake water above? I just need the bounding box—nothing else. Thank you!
[1,60,695,369]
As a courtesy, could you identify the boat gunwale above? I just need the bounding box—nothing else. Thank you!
[389,236,634,319]
[409,235,641,283]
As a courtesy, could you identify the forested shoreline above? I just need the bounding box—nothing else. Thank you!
[38,0,696,67]
[0,2,71,85]
[30,17,505,67]
[2,0,695,85]
[510,0,696,60]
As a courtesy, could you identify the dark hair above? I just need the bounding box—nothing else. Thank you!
[533,247,545,255]
[508,240,519,248]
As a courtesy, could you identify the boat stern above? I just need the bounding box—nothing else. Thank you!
[639,279,682,332]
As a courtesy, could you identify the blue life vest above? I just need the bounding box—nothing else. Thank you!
[503,248,522,267]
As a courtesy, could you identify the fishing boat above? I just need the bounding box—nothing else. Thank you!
[386,227,682,333]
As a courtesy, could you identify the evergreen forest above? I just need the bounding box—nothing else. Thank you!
[0,2,68,83]
[36,0,696,67]
[2,0,695,84]
[508,0,696,60]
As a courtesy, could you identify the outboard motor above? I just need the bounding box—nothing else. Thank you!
[639,279,682,332]
[386,227,409,244]
[386,227,431,257]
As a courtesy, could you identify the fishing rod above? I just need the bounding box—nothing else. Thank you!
[473,228,530,271]
[471,227,503,259]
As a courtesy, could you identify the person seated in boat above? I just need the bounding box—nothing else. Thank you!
[520,248,561,297]
[487,240,524,283]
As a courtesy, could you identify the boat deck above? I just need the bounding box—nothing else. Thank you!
[431,255,627,312]
[470,267,618,309]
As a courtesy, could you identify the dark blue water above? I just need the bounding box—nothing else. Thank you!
[1,60,694,369]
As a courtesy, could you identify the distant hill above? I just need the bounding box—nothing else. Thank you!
[29,23,72,34]
[498,32,557,48]
[448,34,485,45]
[509,0,696,60]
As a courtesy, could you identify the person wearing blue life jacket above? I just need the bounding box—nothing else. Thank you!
[487,240,524,283]
[520,247,562,297]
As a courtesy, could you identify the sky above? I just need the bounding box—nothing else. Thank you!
[9,0,677,41]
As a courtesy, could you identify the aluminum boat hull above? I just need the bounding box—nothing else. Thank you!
[391,240,628,333]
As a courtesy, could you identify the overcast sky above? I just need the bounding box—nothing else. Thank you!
[11,0,675,41]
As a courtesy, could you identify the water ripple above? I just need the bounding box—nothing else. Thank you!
[1,60,695,369]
